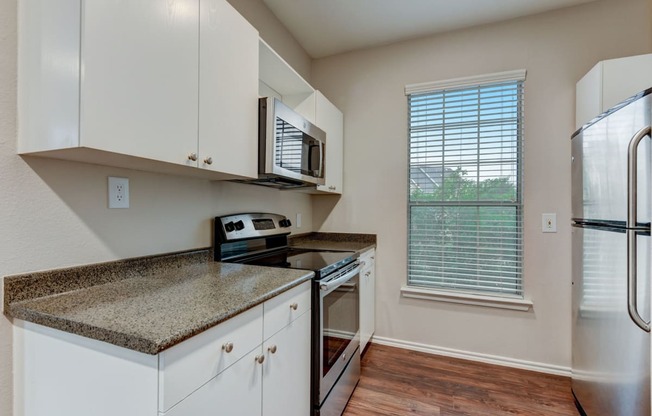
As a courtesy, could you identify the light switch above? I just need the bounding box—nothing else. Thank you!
[542,213,557,233]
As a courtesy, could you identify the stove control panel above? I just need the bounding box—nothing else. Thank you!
[215,213,291,242]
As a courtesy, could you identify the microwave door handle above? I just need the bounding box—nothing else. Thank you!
[318,141,324,177]
[308,142,321,175]
[626,125,651,333]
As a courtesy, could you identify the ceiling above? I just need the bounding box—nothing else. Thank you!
[262,0,600,58]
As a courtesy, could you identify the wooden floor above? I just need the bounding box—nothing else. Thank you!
[343,344,578,416]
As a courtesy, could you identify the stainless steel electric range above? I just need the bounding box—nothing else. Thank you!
[214,213,362,416]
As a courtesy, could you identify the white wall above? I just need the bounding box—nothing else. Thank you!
[0,0,313,414]
[311,0,652,370]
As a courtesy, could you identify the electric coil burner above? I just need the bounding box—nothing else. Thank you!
[214,213,361,416]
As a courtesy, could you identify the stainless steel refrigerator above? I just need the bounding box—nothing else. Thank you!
[572,88,652,415]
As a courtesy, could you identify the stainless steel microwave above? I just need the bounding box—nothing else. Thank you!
[258,97,326,188]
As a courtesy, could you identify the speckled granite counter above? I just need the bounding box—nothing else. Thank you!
[3,249,313,354]
[289,232,376,254]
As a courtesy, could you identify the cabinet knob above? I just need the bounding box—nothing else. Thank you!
[222,342,234,353]
[342,353,346,361]
[268,345,277,354]
[365,272,371,277]
[187,153,198,161]
[329,186,336,191]
[204,157,213,165]
[290,303,298,311]
[255,355,265,364]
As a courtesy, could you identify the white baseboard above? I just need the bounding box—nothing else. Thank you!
[371,335,571,377]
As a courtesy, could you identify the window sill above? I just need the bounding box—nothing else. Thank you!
[400,286,533,312]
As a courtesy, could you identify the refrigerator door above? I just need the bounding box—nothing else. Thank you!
[571,93,651,224]
[572,225,650,415]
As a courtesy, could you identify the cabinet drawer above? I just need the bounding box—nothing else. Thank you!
[263,281,311,340]
[159,304,263,412]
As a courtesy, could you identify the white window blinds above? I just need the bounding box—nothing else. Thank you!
[406,71,525,297]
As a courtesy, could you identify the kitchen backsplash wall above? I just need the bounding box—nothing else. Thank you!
[0,0,313,415]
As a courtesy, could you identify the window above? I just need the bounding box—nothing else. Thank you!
[406,70,525,298]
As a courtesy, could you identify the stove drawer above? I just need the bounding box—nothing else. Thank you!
[158,304,264,412]
[263,281,311,340]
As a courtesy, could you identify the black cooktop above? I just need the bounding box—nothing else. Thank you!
[239,248,356,279]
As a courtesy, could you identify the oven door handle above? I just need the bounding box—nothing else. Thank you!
[319,263,362,293]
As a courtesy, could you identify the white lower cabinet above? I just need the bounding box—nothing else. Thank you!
[14,281,311,416]
[359,249,376,352]
[263,312,311,416]
[162,347,263,416]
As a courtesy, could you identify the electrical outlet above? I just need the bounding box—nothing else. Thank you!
[108,177,129,209]
[296,213,302,228]
[542,213,557,233]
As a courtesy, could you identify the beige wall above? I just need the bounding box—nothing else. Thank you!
[311,0,652,369]
[0,0,312,414]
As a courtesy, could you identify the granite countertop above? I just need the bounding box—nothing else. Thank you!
[289,232,376,254]
[4,250,313,355]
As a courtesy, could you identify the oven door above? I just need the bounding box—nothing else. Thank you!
[318,262,361,405]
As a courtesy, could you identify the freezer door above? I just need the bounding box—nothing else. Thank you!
[572,225,650,415]
[571,94,651,223]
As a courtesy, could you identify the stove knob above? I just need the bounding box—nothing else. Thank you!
[279,219,292,228]
[234,220,245,231]
[224,222,235,232]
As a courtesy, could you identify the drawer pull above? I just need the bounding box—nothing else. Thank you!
[255,355,265,364]
[290,303,298,311]
[222,342,234,353]
[268,345,277,354]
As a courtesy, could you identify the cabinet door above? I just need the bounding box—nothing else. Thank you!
[163,347,263,416]
[80,0,199,167]
[360,251,376,352]
[315,91,343,194]
[199,0,258,177]
[262,311,311,416]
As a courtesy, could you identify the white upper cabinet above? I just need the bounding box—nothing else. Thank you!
[199,0,258,178]
[18,0,259,180]
[576,54,652,130]
[314,91,344,194]
[80,0,199,167]
[258,39,316,123]
[257,42,345,194]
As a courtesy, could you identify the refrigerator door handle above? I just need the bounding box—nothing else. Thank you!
[627,125,651,333]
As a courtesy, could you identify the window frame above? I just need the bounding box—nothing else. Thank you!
[404,70,527,301]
